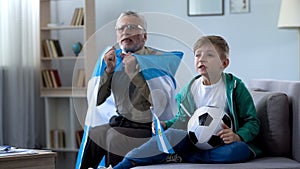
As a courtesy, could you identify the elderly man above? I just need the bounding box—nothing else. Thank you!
[79,11,179,169]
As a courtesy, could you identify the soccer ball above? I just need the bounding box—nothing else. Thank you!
[187,106,232,150]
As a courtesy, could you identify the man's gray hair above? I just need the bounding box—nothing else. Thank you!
[116,11,147,31]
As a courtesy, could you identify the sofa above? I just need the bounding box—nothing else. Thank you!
[133,79,300,169]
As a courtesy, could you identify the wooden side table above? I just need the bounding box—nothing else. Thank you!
[0,150,56,169]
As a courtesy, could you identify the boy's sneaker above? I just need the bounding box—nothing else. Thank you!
[165,154,182,163]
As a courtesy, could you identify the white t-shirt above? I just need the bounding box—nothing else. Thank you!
[190,76,229,115]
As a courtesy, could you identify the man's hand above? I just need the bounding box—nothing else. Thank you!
[217,123,241,144]
[103,46,116,73]
[122,52,138,78]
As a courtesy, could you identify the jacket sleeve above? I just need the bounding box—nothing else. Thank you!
[164,111,180,129]
[130,71,151,103]
[234,81,260,142]
[164,86,193,129]
[164,92,183,129]
[96,71,113,106]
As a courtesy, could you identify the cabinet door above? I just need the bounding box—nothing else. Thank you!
[45,97,85,151]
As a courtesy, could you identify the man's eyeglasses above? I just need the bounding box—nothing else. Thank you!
[115,24,145,32]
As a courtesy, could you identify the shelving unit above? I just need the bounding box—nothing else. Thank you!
[39,0,95,168]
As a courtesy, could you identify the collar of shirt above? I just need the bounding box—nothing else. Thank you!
[121,46,154,55]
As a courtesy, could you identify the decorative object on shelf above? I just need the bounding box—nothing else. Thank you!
[72,42,83,56]
[230,0,250,13]
[187,0,224,16]
[278,0,300,79]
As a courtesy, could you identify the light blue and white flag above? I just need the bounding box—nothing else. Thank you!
[151,107,175,154]
[75,47,183,168]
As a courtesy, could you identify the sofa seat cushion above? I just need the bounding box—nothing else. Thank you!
[250,90,290,156]
[132,157,300,169]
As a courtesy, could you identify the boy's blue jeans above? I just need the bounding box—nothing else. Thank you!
[114,128,251,169]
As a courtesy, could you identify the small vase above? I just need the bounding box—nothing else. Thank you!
[72,42,82,56]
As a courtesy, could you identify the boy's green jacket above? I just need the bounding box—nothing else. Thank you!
[164,73,262,158]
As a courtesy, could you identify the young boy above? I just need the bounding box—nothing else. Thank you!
[111,35,261,169]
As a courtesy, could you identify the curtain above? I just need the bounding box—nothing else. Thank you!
[0,67,2,144]
[0,0,44,148]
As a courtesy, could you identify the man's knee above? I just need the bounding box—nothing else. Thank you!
[89,124,110,149]
[106,127,150,156]
[106,128,131,156]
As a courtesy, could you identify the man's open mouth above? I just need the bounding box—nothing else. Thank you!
[121,37,132,43]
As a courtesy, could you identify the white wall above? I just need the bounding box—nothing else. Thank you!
[94,0,299,84]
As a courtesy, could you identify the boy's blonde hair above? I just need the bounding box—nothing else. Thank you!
[193,35,229,60]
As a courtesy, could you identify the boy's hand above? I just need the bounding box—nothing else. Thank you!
[152,121,166,134]
[217,123,241,144]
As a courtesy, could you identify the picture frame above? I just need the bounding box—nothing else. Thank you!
[187,0,224,16]
[230,0,250,13]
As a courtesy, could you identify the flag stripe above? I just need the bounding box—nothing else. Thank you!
[75,125,89,169]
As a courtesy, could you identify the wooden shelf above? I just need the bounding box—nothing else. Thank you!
[41,56,84,61]
[39,0,95,167]
[41,25,84,30]
[41,87,87,98]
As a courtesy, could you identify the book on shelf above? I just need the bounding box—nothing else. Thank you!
[50,129,65,149]
[41,69,62,88]
[53,39,63,57]
[42,39,63,58]
[76,69,86,87]
[75,8,82,26]
[49,69,59,88]
[42,40,52,58]
[70,8,79,26]
[42,70,52,88]
[71,7,84,26]
[42,40,51,58]
[76,129,84,148]
[49,40,58,58]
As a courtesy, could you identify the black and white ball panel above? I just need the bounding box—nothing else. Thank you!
[187,106,232,150]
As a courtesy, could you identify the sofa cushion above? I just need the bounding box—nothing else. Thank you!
[250,90,290,157]
[133,157,300,169]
